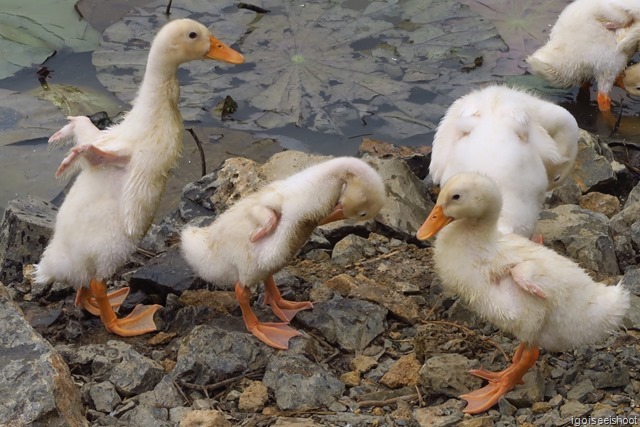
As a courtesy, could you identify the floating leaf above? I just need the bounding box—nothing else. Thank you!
[93,0,506,141]
[28,83,124,117]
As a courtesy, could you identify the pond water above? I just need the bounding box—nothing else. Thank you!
[1,0,639,216]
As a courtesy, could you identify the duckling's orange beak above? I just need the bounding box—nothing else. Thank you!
[416,205,453,240]
[205,34,245,64]
[319,203,345,225]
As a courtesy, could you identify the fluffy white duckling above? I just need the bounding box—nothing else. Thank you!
[429,85,578,238]
[527,0,640,111]
[618,62,640,96]
[417,172,630,414]
[180,157,385,349]
[34,19,244,337]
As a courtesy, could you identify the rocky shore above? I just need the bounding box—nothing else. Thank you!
[0,132,638,427]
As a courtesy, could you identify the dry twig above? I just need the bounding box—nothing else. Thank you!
[422,319,509,362]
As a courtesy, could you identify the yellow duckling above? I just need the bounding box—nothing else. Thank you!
[35,19,244,337]
[417,172,629,414]
[429,85,578,238]
[527,0,640,111]
[180,157,385,349]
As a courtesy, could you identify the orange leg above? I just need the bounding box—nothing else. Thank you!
[75,286,130,316]
[597,91,612,112]
[235,282,301,350]
[90,279,161,337]
[263,275,313,322]
[460,342,540,414]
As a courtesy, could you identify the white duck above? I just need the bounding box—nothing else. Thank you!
[417,172,630,414]
[527,0,640,111]
[35,19,244,337]
[180,157,385,349]
[429,85,578,238]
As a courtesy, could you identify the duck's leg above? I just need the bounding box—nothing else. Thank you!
[235,282,301,350]
[263,275,313,322]
[597,91,612,112]
[460,343,539,414]
[90,279,161,337]
[75,286,130,316]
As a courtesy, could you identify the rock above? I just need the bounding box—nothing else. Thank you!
[172,325,271,384]
[413,398,465,427]
[137,375,185,409]
[625,295,640,330]
[625,182,640,208]
[358,137,432,179]
[547,178,582,208]
[238,381,269,412]
[418,353,483,397]
[609,201,640,237]
[270,418,323,426]
[297,298,387,351]
[179,409,231,427]
[56,340,131,375]
[458,416,495,427]
[350,355,378,373]
[380,353,421,388]
[0,284,86,426]
[340,371,361,387]
[263,354,345,410]
[559,400,591,419]
[0,196,57,283]
[584,366,630,389]
[331,234,376,265]
[109,346,164,396]
[178,290,237,314]
[498,396,517,416]
[579,192,620,218]
[571,130,616,193]
[535,204,619,275]
[505,369,544,408]
[120,405,171,426]
[364,156,434,240]
[90,381,121,413]
[130,248,197,296]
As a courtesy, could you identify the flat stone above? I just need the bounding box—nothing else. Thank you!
[579,192,620,218]
[0,284,86,426]
[109,347,164,396]
[413,398,465,427]
[238,381,269,412]
[297,298,387,351]
[418,353,483,397]
[340,371,361,387]
[178,289,237,314]
[331,234,376,266]
[130,248,197,296]
[178,409,232,427]
[505,369,545,408]
[559,400,591,419]
[0,196,57,283]
[263,354,345,411]
[350,355,378,373]
[172,325,271,385]
[380,353,421,388]
[458,416,495,427]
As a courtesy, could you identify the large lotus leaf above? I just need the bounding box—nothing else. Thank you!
[28,84,125,117]
[93,0,505,141]
[0,0,100,80]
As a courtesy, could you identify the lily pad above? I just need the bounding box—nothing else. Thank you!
[93,0,506,140]
[28,83,125,117]
[0,89,66,146]
[0,0,101,80]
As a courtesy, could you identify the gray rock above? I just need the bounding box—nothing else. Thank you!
[0,284,86,426]
[498,396,517,416]
[535,204,619,275]
[130,248,197,296]
[505,369,544,408]
[56,340,131,376]
[566,378,596,403]
[109,347,164,397]
[624,295,640,330]
[118,405,171,426]
[331,235,376,266]
[624,182,640,208]
[418,353,483,397]
[364,155,435,240]
[138,375,185,409]
[172,325,271,385]
[559,400,591,419]
[614,235,637,273]
[297,298,387,351]
[584,366,630,389]
[623,268,640,296]
[547,178,582,208]
[0,196,57,283]
[609,201,640,237]
[90,381,121,413]
[263,354,345,411]
[572,130,616,193]
[413,398,465,427]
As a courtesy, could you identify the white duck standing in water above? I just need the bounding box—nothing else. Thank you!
[35,19,244,337]
[180,157,386,349]
[417,172,629,414]
[429,85,578,239]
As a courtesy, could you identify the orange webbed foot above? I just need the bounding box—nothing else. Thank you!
[105,304,162,337]
[263,275,313,322]
[75,287,130,316]
[248,321,303,350]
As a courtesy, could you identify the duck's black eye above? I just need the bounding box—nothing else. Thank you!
[188,32,198,39]
[452,194,461,200]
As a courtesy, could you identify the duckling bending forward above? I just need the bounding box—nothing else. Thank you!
[35,19,244,337]
[417,172,629,414]
[180,157,385,349]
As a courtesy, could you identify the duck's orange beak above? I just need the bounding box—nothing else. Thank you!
[416,205,453,240]
[205,34,245,64]
[319,203,345,225]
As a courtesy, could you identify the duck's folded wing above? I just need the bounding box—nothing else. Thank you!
[250,206,281,242]
[48,116,101,150]
[509,261,547,299]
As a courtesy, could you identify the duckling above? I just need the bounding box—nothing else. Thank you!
[527,0,640,111]
[429,85,578,238]
[417,172,629,414]
[180,157,385,349]
[34,19,244,337]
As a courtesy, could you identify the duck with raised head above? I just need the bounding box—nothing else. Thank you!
[35,19,244,337]
[180,157,386,350]
[527,0,640,111]
[417,172,629,414]
[429,85,578,238]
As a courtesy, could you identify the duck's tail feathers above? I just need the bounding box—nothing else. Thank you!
[589,280,630,334]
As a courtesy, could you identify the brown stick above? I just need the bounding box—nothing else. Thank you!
[178,369,263,392]
[186,128,207,177]
[422,319,509,362]
[357,393,419,408]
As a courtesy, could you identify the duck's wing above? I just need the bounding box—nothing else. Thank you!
[48,116,101,149]
[55,144,131,179]
[249,206,281,242]
[509,261,547,299]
